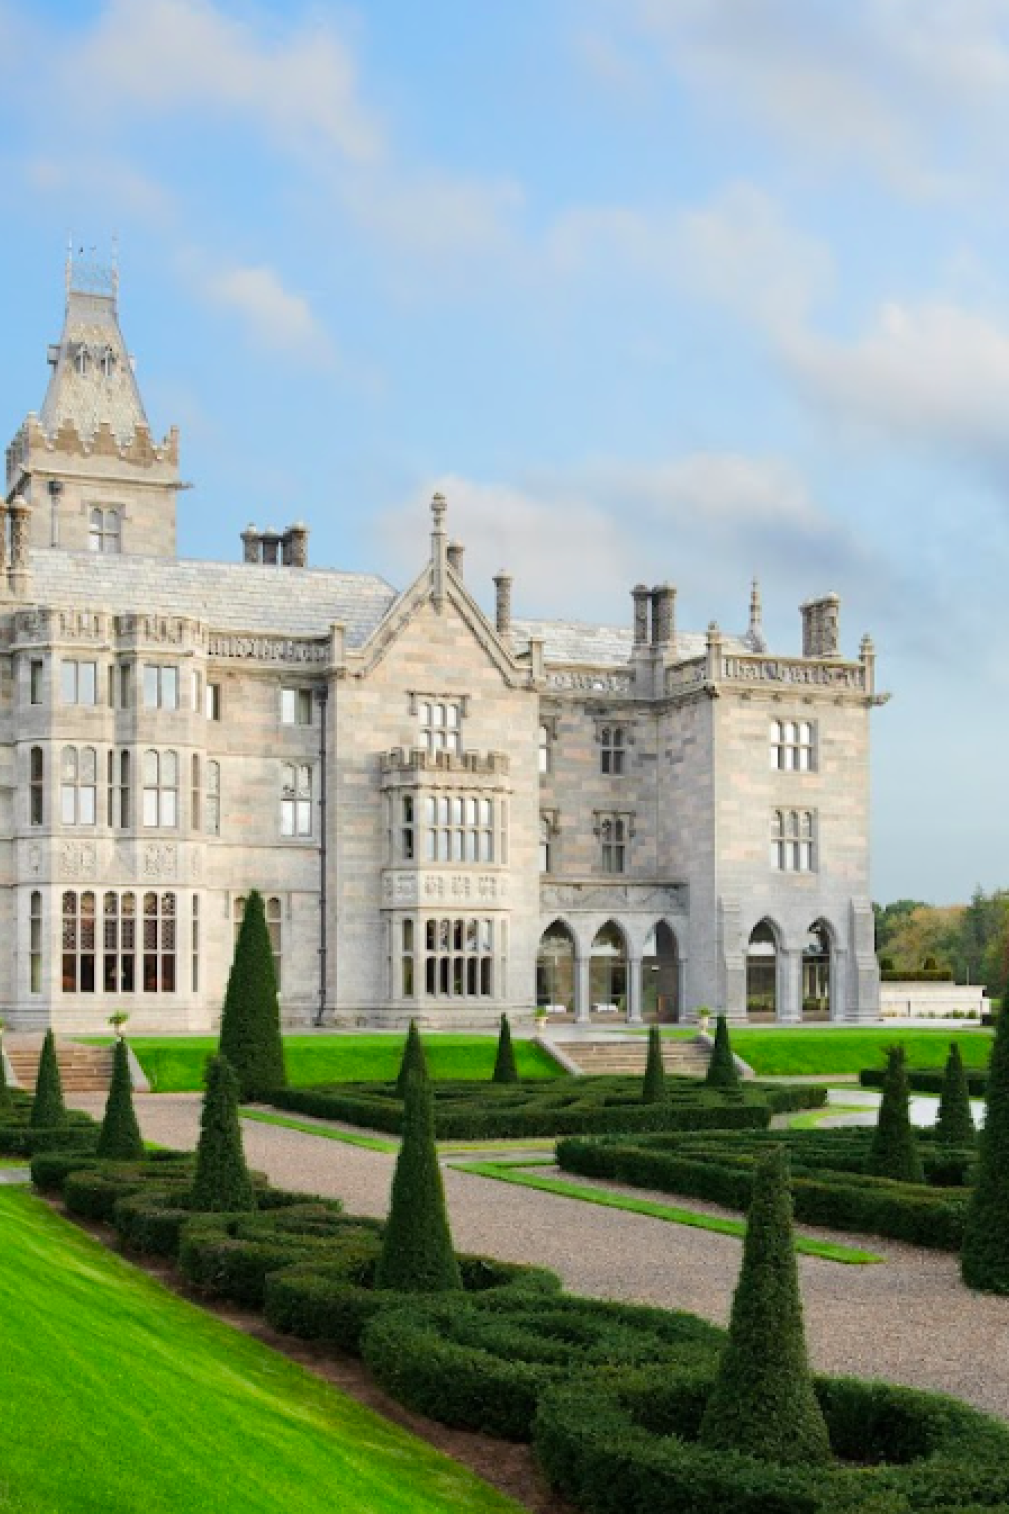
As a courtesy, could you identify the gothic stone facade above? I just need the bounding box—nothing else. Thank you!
[0,267,883,1032]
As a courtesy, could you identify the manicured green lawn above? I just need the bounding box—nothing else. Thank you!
[87,1033,562,1092]
[0,1189,523,1514]
[645,1026,993,1077]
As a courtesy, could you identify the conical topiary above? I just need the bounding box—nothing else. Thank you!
[705,1014,741,1093]
[30,1029,66,1129]
[699,1145,832,1466]
[935,1043,975,1147]
[395,1020,428,1100]
[492,1014,519,1084]
[962,1004,1009,1292]
[867,1045,923,1184]
[0,1041,11,1111]
[190,1055,257,1213]
[218,890,287,1101]
[96,1038,144,1161]
[374,1067,462,1293]
[642,1024,667,1104]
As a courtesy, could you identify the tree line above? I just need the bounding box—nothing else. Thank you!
[874,888,1009,990]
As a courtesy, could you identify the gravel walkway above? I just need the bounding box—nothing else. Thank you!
[71,1093,1009,1421]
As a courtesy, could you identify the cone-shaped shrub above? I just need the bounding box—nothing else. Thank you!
[936,1043,975,1147]
[699,1145,831,1466]
[218,889,286,1101]
[492,1014,519,1084]
[0,1044,11,1110]
[375,1067,461,1293]
[641,1024,667,1104]
[705,1014,741,1092]
[867,1045,924,1184]
[191,1055,257,1213]
[30,1030,66,1129]
[96,1038,144,1161]
[962,1004,1009,1291]
[395,1020,428,1100]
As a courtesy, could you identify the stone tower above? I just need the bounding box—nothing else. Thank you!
[4,250,180,573]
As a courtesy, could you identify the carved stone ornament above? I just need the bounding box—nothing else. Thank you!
[143,842,178,879]
[546,670,633,695]
[60,841,97,879]
[28,844,42,877]
[540,881,686,913]
[382,870,508,906]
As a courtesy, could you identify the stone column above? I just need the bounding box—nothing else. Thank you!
[676,953,688,1024]
[626,953,643,1023]
[574,948,591,1023]
[831,946,848,1023]
[430,493,448,610]
[777,948,802,1023]
[493,570,512,635]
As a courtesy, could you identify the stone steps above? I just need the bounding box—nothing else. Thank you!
[6,1040,115,1094]
[562,1037,712,1078]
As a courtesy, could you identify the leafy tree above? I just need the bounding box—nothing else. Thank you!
[395,1020,428,1099]
[375,1067,461,1293]
[641,1024,667,1104]
[97,1038,144,1160]
[867,1045,924,1184]
[705,1015,740,1093]
[218,890,287,1100]
[492,1014,519,1084]
[191,1055,257,1213]
[699,1145,831,1466]
[963,994,1009,1292]
[30,1030,66,1129]
[935,1043,975,1147]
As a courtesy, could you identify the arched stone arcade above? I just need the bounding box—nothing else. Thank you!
[535,915,684,1024]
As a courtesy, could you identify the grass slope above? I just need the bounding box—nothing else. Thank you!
[0,1190,523,1514]
[88,1034,562,1093]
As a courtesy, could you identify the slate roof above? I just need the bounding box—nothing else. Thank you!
[39,290,148,446]
[28,549,398,646]
[511,617,754,667]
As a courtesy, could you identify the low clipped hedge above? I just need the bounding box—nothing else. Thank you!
[0,1093,99,1157]
[269,1075,824,1140]
[861,1065,989,1097]
[360,1290,724,1441]
[535,1367,1009,1514]
[556,1129,972,1249]
[178,1204,363,1308]
[880,968,955,982]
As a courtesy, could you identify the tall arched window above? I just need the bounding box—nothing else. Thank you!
[191,754,201,831]
[771,810,815,872]
[600,725,625,775]
[62,890,96,992]
[280,764,312,836]
[30,746,44,826]
[60,746,96,826]
[143,891,176,993]
[143,750,178,827]
[29,891,42,993]
[206,761,221,835]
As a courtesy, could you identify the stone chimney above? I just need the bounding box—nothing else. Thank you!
[632,584,651,646]
[801,594,840,658]
[447,540,465,577]
[493,569,512,636]
[282,522,309,567]
[651,583,676,649]
[241,524,260,563]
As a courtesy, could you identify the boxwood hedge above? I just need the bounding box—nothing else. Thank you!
[360,1290,724,1441]
[535,1367,1009,1514]
[861,1066,988,1098]
[0,1091,99,1157]
[556,1129,972,1249]
[269,1075,825,1140]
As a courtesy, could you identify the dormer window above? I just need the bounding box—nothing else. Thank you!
[74,345,91,377]
[100,347,116,378]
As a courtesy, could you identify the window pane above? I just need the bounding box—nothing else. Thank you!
[80,663,96,705]
[79,788,96,825]
[143,667,158,707]
[163,667,178,709]
[61,663,76,703]
[143,790,159,826]
[162,791,177,828]
[281,689,295,724]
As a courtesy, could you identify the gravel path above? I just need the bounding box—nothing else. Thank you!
[71,1093,1009,1421]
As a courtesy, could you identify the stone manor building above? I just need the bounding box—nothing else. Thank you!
[0,261,884,1033]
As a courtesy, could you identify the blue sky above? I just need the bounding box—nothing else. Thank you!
[1,0,1007,903]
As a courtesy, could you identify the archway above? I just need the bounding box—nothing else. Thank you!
[590,921,628,1019]
[746,920,779,1020]
[536,921,576,1016]
[802,920,832,1021]
[642,922,679,1022]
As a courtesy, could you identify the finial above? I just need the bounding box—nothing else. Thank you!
[749,576,762,629]
[707,619,720,635]
[860,632,874,655]
[431,492,447,533]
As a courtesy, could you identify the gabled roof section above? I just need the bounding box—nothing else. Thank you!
[38,266,148,446]
[28,548,397,644]
[511,617,754,667]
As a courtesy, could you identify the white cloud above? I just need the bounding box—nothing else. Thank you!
[784,301,1009,465]
[200,262,333,362]
[24,155,176,225]
[70,0,381,164]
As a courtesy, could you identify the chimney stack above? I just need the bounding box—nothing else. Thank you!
[282,521,309,567]
[493,569,513,636]
[651,583,676,649]
[447,540,465,577]
[800,594,840,658]
[632,584,650,646]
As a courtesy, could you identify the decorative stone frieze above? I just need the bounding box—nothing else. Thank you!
[541,880,687,913]
[382,870,508,905]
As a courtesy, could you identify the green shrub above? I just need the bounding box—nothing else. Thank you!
[96,1038,144,1161]
[641,1025,667,1105]
[30,1148,100,1192]
[868,1045,924,1185]
[179,1206,361,1308]
[491,1015,519,1084]
[361,1290,723,1441]
[705,1015,741,1093]
[963,994,1009,1293]
[556,1128,969,1249]
[266,1250,559,1358]
[936,1044,975,1147]
[699,1145,830,1465]
[395,1020,427,1099]
[191,1056,257,1214]
[861,1065,989,1097]
[374,1068,461,1293]
[218,889,287,1100]
[30,1030,66,1130]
